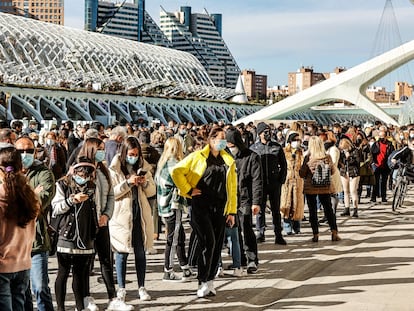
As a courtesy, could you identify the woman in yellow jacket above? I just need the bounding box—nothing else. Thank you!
[172,127,237,298]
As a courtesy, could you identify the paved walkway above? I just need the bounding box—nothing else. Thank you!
[44,189,414,311]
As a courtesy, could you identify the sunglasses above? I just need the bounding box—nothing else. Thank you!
[16,149,35,154]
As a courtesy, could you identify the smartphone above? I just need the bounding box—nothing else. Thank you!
[137,169,147,176]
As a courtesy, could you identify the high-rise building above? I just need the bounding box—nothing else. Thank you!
[160,6,240,88]
[0,0,64,25]
[85,0,170,46]
[241,70,267,100]
[85,1,239,89]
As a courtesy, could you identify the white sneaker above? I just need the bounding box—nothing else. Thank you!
[207,280,216,296]
[83,296,99,311]
[197,282,210,298]
[117,288,127,301]
[107,298,134,311]
[215,267,224,277]
[233,267,243,277]
[146,248,157,255]
[138,287,151,301]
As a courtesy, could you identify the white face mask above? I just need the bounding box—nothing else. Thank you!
[369,141,375,147]
[229,146,239,156]
[291,141,299,149]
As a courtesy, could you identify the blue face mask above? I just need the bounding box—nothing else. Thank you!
[21,153,34,168]
[126,156,138,165]
[95,150,105,163]
[215,139,227,151]
[73,175,89,185]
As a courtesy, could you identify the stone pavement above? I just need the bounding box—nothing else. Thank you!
[43,189,414,311]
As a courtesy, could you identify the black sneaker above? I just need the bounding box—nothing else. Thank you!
[182,268,197,281]
[275,236,287,245]
[246,262,258,274]
[256,234,265,243]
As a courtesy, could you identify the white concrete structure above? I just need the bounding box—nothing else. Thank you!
[236,40,414,126]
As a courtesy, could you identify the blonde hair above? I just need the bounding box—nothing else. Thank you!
[308,136,327,160]
[338,138,352,150]
[155,137,184,179]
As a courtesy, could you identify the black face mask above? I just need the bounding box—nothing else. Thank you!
[356,138,362,146]
[302,141,309,151]
[263,133,271,141]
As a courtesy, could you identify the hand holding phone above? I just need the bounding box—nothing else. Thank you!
[137,168,147,176]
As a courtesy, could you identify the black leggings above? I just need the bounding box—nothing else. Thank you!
[55,253,93,311]
[95,226,116,299]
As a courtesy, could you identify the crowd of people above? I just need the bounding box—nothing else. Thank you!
[1,117,414,311]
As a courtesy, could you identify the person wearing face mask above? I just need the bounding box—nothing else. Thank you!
[370,129,394,203]
[172,127,237,297]
[175,123,195,155]
[390,136,414,178]
[280,132,304,235]
[77,138,126,311]
[338,135,361,217]
[250,122,287,245]
[357,131,375,202]
[15,137,56,311]
[225,127,262,275]
[109,136,155,304]
[51,159,99,311]
[45,131,67,180]
[0,144,40,311]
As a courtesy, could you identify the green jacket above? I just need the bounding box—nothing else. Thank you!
[26,160,56,254]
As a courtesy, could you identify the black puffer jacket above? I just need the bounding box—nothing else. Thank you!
[250,140,287,186]
[226,128,263,215]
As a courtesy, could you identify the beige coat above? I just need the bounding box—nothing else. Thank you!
[327,145,343,194]
[280,147,304,221]
[109,154,155,253]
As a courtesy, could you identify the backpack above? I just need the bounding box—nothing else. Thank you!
[387,149,400,170]
[312,158,331,187]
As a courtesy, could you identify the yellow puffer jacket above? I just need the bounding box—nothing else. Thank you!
[171,144,237,215]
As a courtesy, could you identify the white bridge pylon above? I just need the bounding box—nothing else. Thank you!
[236,40,414,126]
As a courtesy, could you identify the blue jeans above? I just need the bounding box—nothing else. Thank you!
[25,252,54,311]
[0,269,30,311]
[225,226,241,268]
[115,216,146,289]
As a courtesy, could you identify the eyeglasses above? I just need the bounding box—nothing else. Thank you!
[16,149,35,154]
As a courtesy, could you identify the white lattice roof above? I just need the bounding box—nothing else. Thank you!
[0,13,236,100]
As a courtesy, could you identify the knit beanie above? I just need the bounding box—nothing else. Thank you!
[256,122,270,136]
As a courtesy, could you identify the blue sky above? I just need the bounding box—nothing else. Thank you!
[64,0,414,88]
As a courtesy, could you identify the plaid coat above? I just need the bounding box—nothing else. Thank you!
[155,158,187,217]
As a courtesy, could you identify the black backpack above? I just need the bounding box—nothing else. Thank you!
[312,158,331,187]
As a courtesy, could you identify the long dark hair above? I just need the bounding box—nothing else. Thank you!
[0,146,39,228]
[119,136,143,176]
[78,138,111,187]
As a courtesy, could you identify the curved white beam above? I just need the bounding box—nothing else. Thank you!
[237,40,414,126]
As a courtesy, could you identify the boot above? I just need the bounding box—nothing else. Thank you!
[352,208,358,218]
[312,234,319,243]
[331,230,341,241]
[340,207,350,216]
